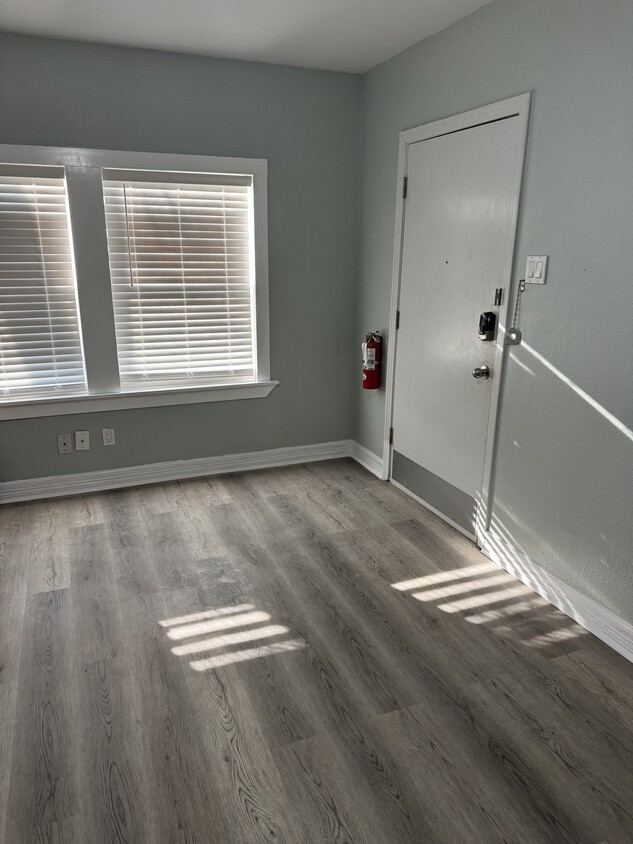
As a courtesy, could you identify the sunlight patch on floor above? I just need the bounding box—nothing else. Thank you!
[159,604,255,627]
[391,561,499,591]
[436,583,533,614]
[167,610,272,640]
[392,557,586,652]
[160,604,305,671]
[465,596,546,624]
[171,624,290,656]
[190,639,305,671]
[410,572,517,602]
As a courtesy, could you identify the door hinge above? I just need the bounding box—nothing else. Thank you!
[389,427,394,445]
[395,310,400,330]
[402,176,408,199]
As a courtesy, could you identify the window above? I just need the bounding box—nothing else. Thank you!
[102,172,256,389]
[0,166,86,399]
[0,146,275,419]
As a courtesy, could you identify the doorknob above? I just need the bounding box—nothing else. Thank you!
[472,365,490,380]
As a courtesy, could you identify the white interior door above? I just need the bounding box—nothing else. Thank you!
[391,115,524,537]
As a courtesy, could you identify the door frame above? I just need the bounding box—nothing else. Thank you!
[382,93,531,547]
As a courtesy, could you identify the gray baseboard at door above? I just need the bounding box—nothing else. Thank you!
[391,450,475,534]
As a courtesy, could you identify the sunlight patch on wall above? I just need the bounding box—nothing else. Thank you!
[521,340,633,442]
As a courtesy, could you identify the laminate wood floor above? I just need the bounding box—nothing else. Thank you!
[1,458,632,843]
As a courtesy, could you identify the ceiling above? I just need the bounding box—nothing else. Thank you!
[0,0,494,74]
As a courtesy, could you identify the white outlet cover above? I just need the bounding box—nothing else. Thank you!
[75,430,90,450]
[57,433,72,454]
[102,427,116,446]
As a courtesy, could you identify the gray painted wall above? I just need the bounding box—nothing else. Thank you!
[357,0,633,622]
[0,34,360,480]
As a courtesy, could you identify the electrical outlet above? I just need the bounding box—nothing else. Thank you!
[57,433,73,454]
[75,430,90,451]
[102,427,116,447]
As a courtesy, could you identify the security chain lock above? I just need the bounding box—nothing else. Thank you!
[506,279,526,346]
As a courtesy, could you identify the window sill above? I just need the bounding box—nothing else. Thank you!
[0,380,279,420]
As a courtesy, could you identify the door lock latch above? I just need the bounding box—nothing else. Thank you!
[478,311,497,341]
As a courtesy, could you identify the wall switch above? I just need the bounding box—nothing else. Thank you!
[102,427,116,447]
[57,433,73,454]
[75,430,90,451]
[525,255,548,284]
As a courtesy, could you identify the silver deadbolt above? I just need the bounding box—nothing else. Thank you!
[472,365,490,380]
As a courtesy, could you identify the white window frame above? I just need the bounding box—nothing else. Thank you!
[0,144,277,420]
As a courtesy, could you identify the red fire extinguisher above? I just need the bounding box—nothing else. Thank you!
[362,331,382,390]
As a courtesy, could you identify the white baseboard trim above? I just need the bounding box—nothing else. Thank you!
[0,439,356,504]
[481,535,633,665]
[0,439,383,504]
[350,441,384,478]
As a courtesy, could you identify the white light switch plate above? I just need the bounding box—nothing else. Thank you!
[525,255,548,284]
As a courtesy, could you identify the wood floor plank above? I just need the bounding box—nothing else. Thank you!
[57,493,107,529]
[197,661,308,844]
[554,637,633,723]
[393,514,486,571]
[238,463,324,501]
[30,815,83,843]
[304,458,424,523]
[5,589,77,842]
[274,539,415,715]
[0,527,31,840]
[26,519,71,595]
[68,525,123,665]
[74,653,150,842]
[278,732,397,844]
[125,635,231,844]
[297,645,433,843]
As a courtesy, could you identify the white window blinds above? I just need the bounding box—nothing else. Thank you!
[102,172,257,389]
[0,167,86,398]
